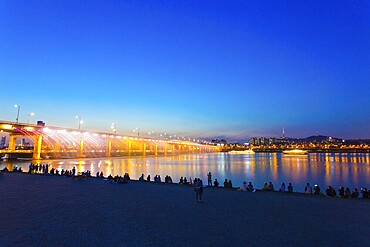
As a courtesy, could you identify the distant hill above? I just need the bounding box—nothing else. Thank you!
[284,135,342,143]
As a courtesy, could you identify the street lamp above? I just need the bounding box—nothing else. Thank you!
[148,130,154,138]
[111,123,117,134]
[27,112,34,124]
[14,104,21,123]
[75,116,83,130]
[133,127,139,136]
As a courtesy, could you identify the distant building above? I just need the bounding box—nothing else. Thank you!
[0,136,6,147]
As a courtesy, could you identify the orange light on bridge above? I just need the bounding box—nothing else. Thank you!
[1,124,13,130]
[24,127,34,131]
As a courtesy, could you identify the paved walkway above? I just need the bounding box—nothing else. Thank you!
[0,173,369,246]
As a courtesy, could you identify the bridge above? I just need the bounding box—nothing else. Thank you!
[0,120,220,160]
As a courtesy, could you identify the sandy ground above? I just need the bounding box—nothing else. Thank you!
[0,173,369,247]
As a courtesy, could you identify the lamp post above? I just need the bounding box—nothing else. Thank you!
[75,116,83,130]
[111,123,117,134]
[133,127,139,136]
[14,104,21,123]
[148,130,154,138]
[27,112,34,124]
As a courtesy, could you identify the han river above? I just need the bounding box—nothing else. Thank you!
[1,152,369,192]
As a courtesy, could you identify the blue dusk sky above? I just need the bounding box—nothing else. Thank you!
[0,0,369,141]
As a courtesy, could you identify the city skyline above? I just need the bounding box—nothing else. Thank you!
[1,1,369,141]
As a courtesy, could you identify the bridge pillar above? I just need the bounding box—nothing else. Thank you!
[106,139,112,157]
[32,135,43,160]
[142,142,146,156]
[8,134,20,151]
[155,143,158,155]
[128,141,132,155]
[77,138,84,158]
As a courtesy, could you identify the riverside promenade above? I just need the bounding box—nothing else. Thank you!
[0,173,369,247]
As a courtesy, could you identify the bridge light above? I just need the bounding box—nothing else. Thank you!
[2,124,13,130]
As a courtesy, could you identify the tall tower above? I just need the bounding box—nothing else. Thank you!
[282,128,285,139]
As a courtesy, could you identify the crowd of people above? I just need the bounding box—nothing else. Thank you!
[1,165,369,200]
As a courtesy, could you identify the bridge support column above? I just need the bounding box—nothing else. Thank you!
[8,134,19,151]
[106,139,112,157]
[142,142,146,156]
[155,143,158,155]
[128,141,132,156]
[164,144,168,155]
[77,138,84,158]
[33,135,43,160]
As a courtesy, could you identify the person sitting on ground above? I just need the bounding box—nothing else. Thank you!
[247,182,254,192]
[99,171,104,178]
[1,167,9,172]
[268,182,274,192]
[326,186,336,197]
[262,182,268,191]
[18,167,23,173]
[361,188,368,199]
[239,181,247,191]
[139,174,145,181]
[279,183,286,192]
[228,180,233,188]
[96,172,100,178]
[314,184,321,195]
[214,179,219,187]
[344,187,351,198]
[338,186,345,198]
[223,179,229,188]
[351,188,359,198]
[168,176,173,183]
[120,176,128,184]
[107,174,113,180]
[179,177,184,184]
[287,183,293,193]
[146,175,150,182]
[183,177,188,184]
[305,183,312,194]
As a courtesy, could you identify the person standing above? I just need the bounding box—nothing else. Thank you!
[207,172,212,187]
[195,178,203,202]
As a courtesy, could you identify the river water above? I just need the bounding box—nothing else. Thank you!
[1,152,369,192]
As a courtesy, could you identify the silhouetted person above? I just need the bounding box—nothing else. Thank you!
[268,182,274,191]
[207,172,212,186]
[288,183,293,193]
[305,183,312,194]
[338,186,345,198]
[344,187,351,198]
[351,188,359,198]
[279,183,285,192]
[247,182,254,192]
[314,185,321,195]
[214,179,219,187]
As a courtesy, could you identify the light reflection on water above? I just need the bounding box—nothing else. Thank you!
[1,153,369,192]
